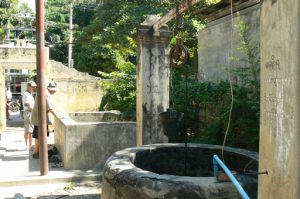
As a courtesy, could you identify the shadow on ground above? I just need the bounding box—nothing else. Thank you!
[6,111,24,128]
[4,193,101,199]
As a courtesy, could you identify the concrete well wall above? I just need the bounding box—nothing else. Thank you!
[102,144,258,199]
[55,112,136,170]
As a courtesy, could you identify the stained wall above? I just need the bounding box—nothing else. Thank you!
[259,0,300,198]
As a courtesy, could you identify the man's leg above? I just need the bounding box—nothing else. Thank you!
[34,138,39,153]
[28,122,34,151]
[29,133,32,150]
[24,115,32,150]
[32,125,39,158]
[24,132,27,150]
[32,139,39,158]
[24,132,29,150]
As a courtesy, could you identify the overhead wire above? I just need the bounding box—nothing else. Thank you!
[47,2,101,11]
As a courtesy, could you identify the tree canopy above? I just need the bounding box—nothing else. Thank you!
[0,0,35,41]
[43,0,217,74]
[44,0,100,64]
[73,0,174,75]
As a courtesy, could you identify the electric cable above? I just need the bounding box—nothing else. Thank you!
[221,0,235,162]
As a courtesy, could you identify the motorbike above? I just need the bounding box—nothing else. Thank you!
[8,99,21,113]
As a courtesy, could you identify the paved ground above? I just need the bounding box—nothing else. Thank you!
[0,112,102,199]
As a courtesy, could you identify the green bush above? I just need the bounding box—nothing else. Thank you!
[98,62,136,120]
[171,71,259,151]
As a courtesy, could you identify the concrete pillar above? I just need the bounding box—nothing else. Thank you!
[136,15,172,145]
[259,0,300,198]
[4,20,10,44]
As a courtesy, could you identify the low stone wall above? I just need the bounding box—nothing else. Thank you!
[54,111,136,170]
[68,111,121,122]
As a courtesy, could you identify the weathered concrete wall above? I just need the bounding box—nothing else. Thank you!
[136,15,172,145]
[197,4,260,82]
[55,112,136,169]
[0,46,40,132]
[0,46,40,69]
[259,0,300,198]
[0,45,103,132]
[48,61,103,113]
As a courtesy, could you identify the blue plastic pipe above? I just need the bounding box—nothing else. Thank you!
[213,155,250,199]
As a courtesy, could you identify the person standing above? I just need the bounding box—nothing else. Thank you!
[5,85,12,120]
[31,81,60,159]
[5,93,9,120]
[22,81,37,150]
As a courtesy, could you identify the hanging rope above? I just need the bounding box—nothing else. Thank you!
[169,0,191,176]
[221,0,235,162]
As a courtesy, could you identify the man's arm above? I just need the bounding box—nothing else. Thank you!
[48,109,60,118]
[24,103,33,111]
[22,93,33,111]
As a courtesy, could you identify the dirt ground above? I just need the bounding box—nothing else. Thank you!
[33,181,101,199]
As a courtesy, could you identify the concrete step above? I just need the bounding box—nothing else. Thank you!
[0,146,6,161]
[0,169,102,187]
[0,134,10,163]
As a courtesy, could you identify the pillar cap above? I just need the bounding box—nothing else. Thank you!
[141,15,162,26]
[139,15,172,38]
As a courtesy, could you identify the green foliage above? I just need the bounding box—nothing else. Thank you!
[170,15,260,151]
[18,3,34,16]
[234,15,260,100]
[0,28,5,41]
[0,0,35,41]
[206,0,221,4]
[73,32,119,75]
[73,0,174,75]
[63,182,75,191]
[0,0,19,23]
[98,62,136,120]
[44,0,211,73]
[45,0,99,63]
[171,69,259,151]
[45,0,70,63]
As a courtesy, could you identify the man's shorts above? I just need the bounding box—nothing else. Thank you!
[24,113,33,133]
[33,125,49,139]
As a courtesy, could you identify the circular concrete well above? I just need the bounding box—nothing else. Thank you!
[102,144,258,199]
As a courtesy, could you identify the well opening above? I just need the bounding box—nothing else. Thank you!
[133,146,258,177]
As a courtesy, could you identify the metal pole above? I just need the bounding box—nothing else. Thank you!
[36,0,48,176]
[68,1,73,68]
